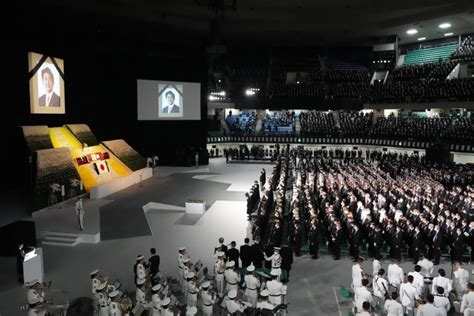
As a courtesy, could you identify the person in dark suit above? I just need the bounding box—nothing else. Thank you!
[251,236,264,268]
[162,90,180,113]
[349,224,362,260]
[16,243,26,283]
[227,241,240,269]
[280,244,294,283]
[308,222,319,259]
[240,238,252,268]
[148,248,160,285]
[433,225,443,265]
[332,221,344,260]
[38,67,60,107]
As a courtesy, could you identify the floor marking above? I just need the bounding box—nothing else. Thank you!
[333,287,343,316]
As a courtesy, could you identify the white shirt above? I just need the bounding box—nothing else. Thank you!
[356,312,371,316]
[432,276,452,296]
[109,301,122,316]
[27,289,45,304]
[461,292,474,314]
[454,268,469,290]
[352,264,365,289]
[408,271,424,296]
[388,264,404,287]
[224,269,240,285]
[373,275,389,299]
[373,259,382,276]
[384,299,403,316]
[416,303,446,316]
[257,300,275,310]
[136,287,146,304]
[433,295,450,313]
[400,283,418,307]
[417,259,434,278]
[354,286,373,311]
[226,299,245,313]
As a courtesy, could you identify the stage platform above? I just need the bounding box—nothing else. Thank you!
[228,159,274,164]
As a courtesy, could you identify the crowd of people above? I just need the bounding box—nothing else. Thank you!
[262,111,296,136]
[299,111,338,137]
[339,111,373,137]
[451,36,474,62]
[226,113,258,136]
[247,145,473,314]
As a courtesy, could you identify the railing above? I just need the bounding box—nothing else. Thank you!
[206,136,474,153]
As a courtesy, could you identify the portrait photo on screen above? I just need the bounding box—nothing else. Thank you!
[28,52,65,114]
[158,84,183,118]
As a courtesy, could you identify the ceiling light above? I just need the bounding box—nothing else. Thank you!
[444,32,454,36]
[417,37,426,41]
[439,23,451,29]
[406,29,418,35]
[245,89,256,96]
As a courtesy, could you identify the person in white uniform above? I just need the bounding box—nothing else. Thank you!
[416,254,434,278]
[90,269,102,295]
[224,261,240,293]
[186,305,197,315]
[200,281,216,316]
[225,289,247,315]
[177,247,188,286]
[135,255,147,286]
[431,269,452,297]
[400,275,419,316]
[354,279,373,313]
[416,294,446,316]
[408,265,424,298]
[135,278,147,307]
[433,287,450,314]
[96,282,110,316]
[108,290,122,316]
[460,283,474,316]
[186,272,198,307]
[256,289,276,310]
[388,259,404,289]
[160,297,174,316]
[151,284,162,316]
[264,247,282,281]
[384,292,403,316]
[373,268,389,311]
[214,251,226,296]
[356,301,372,316]
[244,264,261,307]
[27,280,46,305]
[267,270,284,306]
[372,258,382,276]
[453,262,469,300]
[352,258,365,290]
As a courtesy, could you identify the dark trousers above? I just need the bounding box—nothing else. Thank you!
[333,242,341,260]
[373,246,380,260]
[309,243,318,259]
[350,244,359,259]
[433,247,441,265]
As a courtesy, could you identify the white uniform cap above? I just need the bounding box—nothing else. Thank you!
[90,269,99,276]
[201,281,211,288]
[226,261,235,268]
[270,270,279,276]
[183,258,191,263]
[108,290,119,298]
[97,282,107,290]
[260,289,270,297]
[187,272,195,279]
[186,306,198,315]
[136,255,144,261]
[137,278,146,285]
[247,265,255,272]
[161,297,171,306]
[217,251,225,257]
[28,279,39,287]
[152,284,162,291]
[228,289,237,299]
[179,247,186,251]
[273,247,281,251]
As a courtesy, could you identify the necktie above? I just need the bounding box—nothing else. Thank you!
[46,95,51,106]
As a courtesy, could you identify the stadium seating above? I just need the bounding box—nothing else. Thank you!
[226,113,258,136]
[404,43,458,65]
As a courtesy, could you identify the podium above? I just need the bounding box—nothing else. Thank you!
[185,200,206,214]
[23,247,44,284]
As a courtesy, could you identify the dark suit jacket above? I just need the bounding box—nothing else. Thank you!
[39,92,60,107]
[227,248,240,268]
[162,104,180,113]
[149,255,160,276]
[240,244,252,267]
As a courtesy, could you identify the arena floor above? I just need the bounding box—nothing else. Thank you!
[0,158,471,315]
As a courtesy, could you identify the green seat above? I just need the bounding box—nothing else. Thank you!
[340,286,353,299]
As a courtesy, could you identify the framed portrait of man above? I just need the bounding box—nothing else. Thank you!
[158,84,183,118]
[28,52,65,114]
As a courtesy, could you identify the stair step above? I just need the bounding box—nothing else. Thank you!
[44,235,78,242]
[43,231,81,238]
[42,240,78,247]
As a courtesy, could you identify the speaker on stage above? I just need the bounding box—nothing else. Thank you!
[0,220,36,256]
[426,143,452,164]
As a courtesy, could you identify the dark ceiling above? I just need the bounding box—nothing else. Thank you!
[18,0,474,48]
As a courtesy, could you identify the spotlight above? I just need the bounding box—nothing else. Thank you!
[406,29,418,35]
[439,23,451,29]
